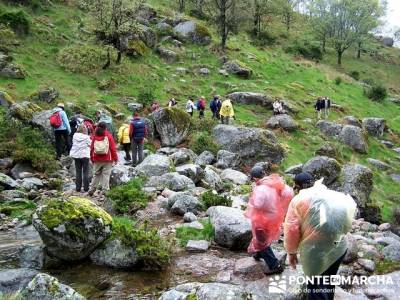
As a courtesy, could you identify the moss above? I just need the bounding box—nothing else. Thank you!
[127,39,150,57]
[164,107,190,132]
[194,24,211,39]
[0,199,36,222]
[175,218,215,247]
[0,91,15,106]
[188,131,220,155]
[39,197,112,230]
[375,259,400,274]
[201,190,232,209]
[10,102,41,121]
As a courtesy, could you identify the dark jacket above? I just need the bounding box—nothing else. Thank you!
[129,117,148,144]
[210,100,217,112]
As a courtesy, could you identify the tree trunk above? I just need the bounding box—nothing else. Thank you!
[337,50,343,65]
[322,37,326,53]
[179,0,185,12]
[357,41,361,59]
[116,51,122,64]
[221,2,227,50]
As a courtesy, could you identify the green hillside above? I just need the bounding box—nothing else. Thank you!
[0,0,399,222]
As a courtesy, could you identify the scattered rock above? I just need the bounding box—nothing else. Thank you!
[21,177,44,190]
[156,47,178,63]
[186,240,209,252]
[196,151,215,166]
[90,239,138,268]
[136,154,172,177]
[378,223,391,231]
[202,166,223,191]
[199,68,210,75]
[227,92,273,107]
[223,61,252,78]
[173,21,211,45]
[176,164,204,183]
[0,268,38,294]
[382,244,400,261]
[315,143,337,158]
[170,194,202,215]
[0,157,13,170]
[302,156,341,185]
[316,120,343,138]
[11,162,35,180]
[110,164,136,187]
[220,169,249,185]
[362,118,386,137]
[343,116,361,127]
[367,158,390,170]
[147,172,195,192]
[380,140,394,148]
[339,125,368,153]
[357,258,375,272]
[285,164,303,175]
[170,148,197,166]
[127,102,143,112]
[215,150,241,169]
[183,212,197,223]
[31,88,59,103]
[391,174,400,183]
[266,114,298,131]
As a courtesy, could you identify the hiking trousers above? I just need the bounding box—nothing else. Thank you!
[132,140,144,166]
[221,116,230,125]
[55,129,71,159]
[122,143,131,161]
[257,246,280,270]
[90,162,113,191]
[74,158,89,192]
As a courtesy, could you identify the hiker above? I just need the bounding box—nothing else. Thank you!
[323,96,331,119]
[197,96,206,119]
[69,110,89,136]
[117,119,132,162]
[216,96,222,119]
[293,172,314,194]
[284,179,357,300]
[314,97,323,120]
[50,103,71,160]
[95,110,116,139]
[89,122,118,196]
[220,98,235,124]
[168,98,177,108]
[245,170,294,275]
[186,97,195,117]
[272,99,284,115]
[210,96,219,119]
[69,123,91,193]
[129,112,148,166]
[151,101,160,112]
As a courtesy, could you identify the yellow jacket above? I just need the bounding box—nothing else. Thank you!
[220,99,235,117]
[117,124,130,144]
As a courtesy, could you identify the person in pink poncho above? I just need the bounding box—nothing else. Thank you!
[245,166,294,275]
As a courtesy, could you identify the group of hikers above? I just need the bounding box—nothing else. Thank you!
[247,167,356,300]
[314,96,331,119]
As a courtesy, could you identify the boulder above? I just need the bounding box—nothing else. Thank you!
[202,166,223,191]
[380,140,394,148]
[0,157,13,170]
[156,47,178,63]
[207,206,252,250]
[90,239,138,268]
[343,234,358,263]
[186,240,209,252]
[227,92,273,107]
[266,114,298,131]
[220,169,249,185]
[302,156,341,185]
[316,120,343,138]
[213,125,284,165]
[21,177,44,190]
[0,90,14,107]
[367,158,390,170]
[0,189,28,201]
[223,61,252,78]
[11,162,35,180]
[315,143,337,158]
[110,165,136,187]
[8,101,41,122]
[30,109,56,141]
[19,245,62,270]
[215,150,241,169]
[361,271,400,300]
[127,102,143,112]
[285,164,303,175]
[339,125,368,153]
[135,4,157,22]
[32,197,112,261]
[357,258,375,272]
[138,24,157,48]
[173,21,211,45]
[0,268,38,294]
[150,108,191,146]
[183,212,197,223]
[30,88,59,103]
[341,164,373,211]
[169,148,197,166]
[20,273,85,300]
[169,193,202,215]
[136,154,172,177]
[343,116,361,127]
[199,68,210,75]
[196,151,215,166]
[0,55,26,79]
[0,172,20,189]
[362,118,386,137]
[146,172,195,191]
[176,164,204,183]
[382,244,400,261]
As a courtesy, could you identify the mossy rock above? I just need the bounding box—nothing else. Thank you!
[0,90,15,107]
[127,39,150,57]
[32,197,112,261]
[8,101,41,122]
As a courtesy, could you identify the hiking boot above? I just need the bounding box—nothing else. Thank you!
[264,263,284,276]
[252,253,261,261]
[88,190,95,197]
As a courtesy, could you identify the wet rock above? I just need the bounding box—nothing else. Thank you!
[174,253,234,277]
[202,166,223,191]
[170,194,202,216]
[316,120,343,138]
[170,148,197,166]
[0,172,20,189]
[147,172,195,192]
[196,151,215,166]
[19,245,62,270]
[136,154,172,177]
[90,239,138,268]
[21,177,44,190]
[302,156,341,185]
[207,206,252,250]
[176,164,204,183]
[0,157,13,170]
[20,273,85,300]
[186,240,209,252]
[285,164,303,175]
[183,212,197,222]
[223,61,252,78]
[343,116,361,127]
[266,114,298,131]
[382,244,400,261]
[32,197,112,261]
[227,92,273,107]
[11,162,35,180]
[357,258,375,272]
[0,268,38,294]
[362,118,386,137]
[215,150,241,169]
[339,125,368,153]
[220,169,249,185]
[367,158,390,170]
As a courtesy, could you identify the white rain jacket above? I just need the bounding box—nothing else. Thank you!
[70,133,91,159]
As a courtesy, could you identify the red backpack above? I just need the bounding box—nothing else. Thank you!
[49,112,62,128]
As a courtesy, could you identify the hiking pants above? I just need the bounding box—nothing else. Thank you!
[132,140,144,166]
[221,116,230,125]
[306,252,346,300]
[199,110,205,119]
[187,111,193,117]
[122,143,131,161]
[257,246,280,270]
[211,110,218,119]
[55,129,71,159]
[90,162,113,191]
[74,158,89,192]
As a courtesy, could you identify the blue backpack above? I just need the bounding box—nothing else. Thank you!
[131,119,146,141]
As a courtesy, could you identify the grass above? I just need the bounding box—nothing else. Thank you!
[175,218,215,246]
[0,199,36,222]
[375,259,400,275]
[201,190,232,209]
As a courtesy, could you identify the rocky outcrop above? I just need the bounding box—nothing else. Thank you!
[215,150,240,169]
[339,125,368,153]
[136,154,172,177]
[169,148,197,166]
[0,172,20,189]
[32,197,112,261]
[176,164,204,183]
[220,169,249,185]
[30,88,59,103]
[316,120,343,138]
[151,108,191,146]
[213,125,284,165]
[30,109,55,141]
[173,21,211,45]
[302,156,341,185]
[0,268,38,294]
[0,52,26,79]
[227,92,273,107]
[146,172,195,191]
[362,118,386,137]
[196,151,215,166]
[223,61,252,79]
[266,114,298,131]
[110,164,136,187]
[90,239,138,268]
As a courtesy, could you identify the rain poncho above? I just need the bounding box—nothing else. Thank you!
[220,100,235,117]
[284,180,356,276]
[245,174,294,253]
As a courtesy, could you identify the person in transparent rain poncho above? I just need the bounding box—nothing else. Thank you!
[245,168,294,275]
[284,178,357,300]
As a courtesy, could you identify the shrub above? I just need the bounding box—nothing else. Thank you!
[126,39,150,57]
[0,10,30,35]
[188,131,220,155]
[191,118,217,132]
[364,83,387,102]
[201,190,232,209]
[285,40,323,61]
[0,199,37,222]
[106,178,149,215]
[251,31,277,47]
[348,70,360,81]
[137,88,155,107]
[111,217,170,269]
[175,218,214,246]
[0,24,17,51]
[334,77,342,85]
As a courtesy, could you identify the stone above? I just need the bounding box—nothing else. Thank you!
[207,206,252,250]
[234,257,264,276]
[343,116,361,127]
[196,151,215,166]
[90,239,138,268]
[199,68,210,75]
[183,212,197,223]
[339,125,368,153]
[231,195,248,209]
[197,283,248,299]
[32,197,112,261]
[8,101,41,123]
[186,240,209,252]
[135,4,157,22]
[367,158,390,170]
[170,194,202,216]
[19,245,61,270]
[110,164,136,187]
[223,61,252,78]
[157,147,178,155]
[11,162,35,179]
[382,244,400,261]
[179,220,204,230]
[0,54,26,79]
[220,169,249,185]
[219,69,229,76]
[266,114,298,131]
[227,92,273,107]
[31,88,59,103]
[315,143,337,158]
[127,102,143,112]
[379,223,391,231]
[202,166,223,191]
[169,148,197,166]
[176,164,204,183]
[150,108,191,146]
[380,140,394,148]
[362,118,386,137]
[215,150,241,169]
[285,164,303,175]
[136,154,172,177]
[316,120,343,138]
[21,177,44,190]
[213,125,284,165]
[302,156,341,185]
[159,289,188,300]
[335,287,368,300]
[0,157,13,170]
[147,172,195,192]
[20,273,85,300]
[343,234,358,263]
[0,90,14,107]
[357,258,375,272]
[156,47,178,63]
[0,172,20,189]
[0,268,38,294]
[173,21,211,45]
[362,271,400,300]
[0,189,28,201]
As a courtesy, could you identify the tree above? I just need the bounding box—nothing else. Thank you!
[251,0,274,37]
[84,0,144,67]
[309,0,333,52]
[280,0,300,32]
[178,0,186,12]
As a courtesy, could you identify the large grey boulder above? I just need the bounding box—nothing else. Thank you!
[207,206,252,250]
[136,154,172,177]
[32,197,112,261]
[146,172,195,191]
[340,164,373,211]
[227,92,273,107]
[202,166,223,191]
[19,245,61,270]
[343,116,361,127]
[220,169,249,185]
[21,177,44,190]
[316,120,343,138]
[362,118,386,137]
[173,20,211,45]
[90,239,138,268]
[382,244,400,262]
[266,114,298,131]
[150,108,191,146]
[302,156,341,185]
[110,164,136,187]
[176,164,204,183]
[0,268,38,294]
[339,125,368,153]
[169,148,197,166]
[197,283,248,299]
[0,172,20,189]
[20,273,85,300]
[170,194,203,216]
[213,125,284,165]
[223,61,252,78]
[30,109,55,142]
[11,162,35,179]
[196,151,215,166]
[215,150,240,169]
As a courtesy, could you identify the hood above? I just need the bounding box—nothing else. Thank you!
[52,107,63,113]
[73,133,89,142]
